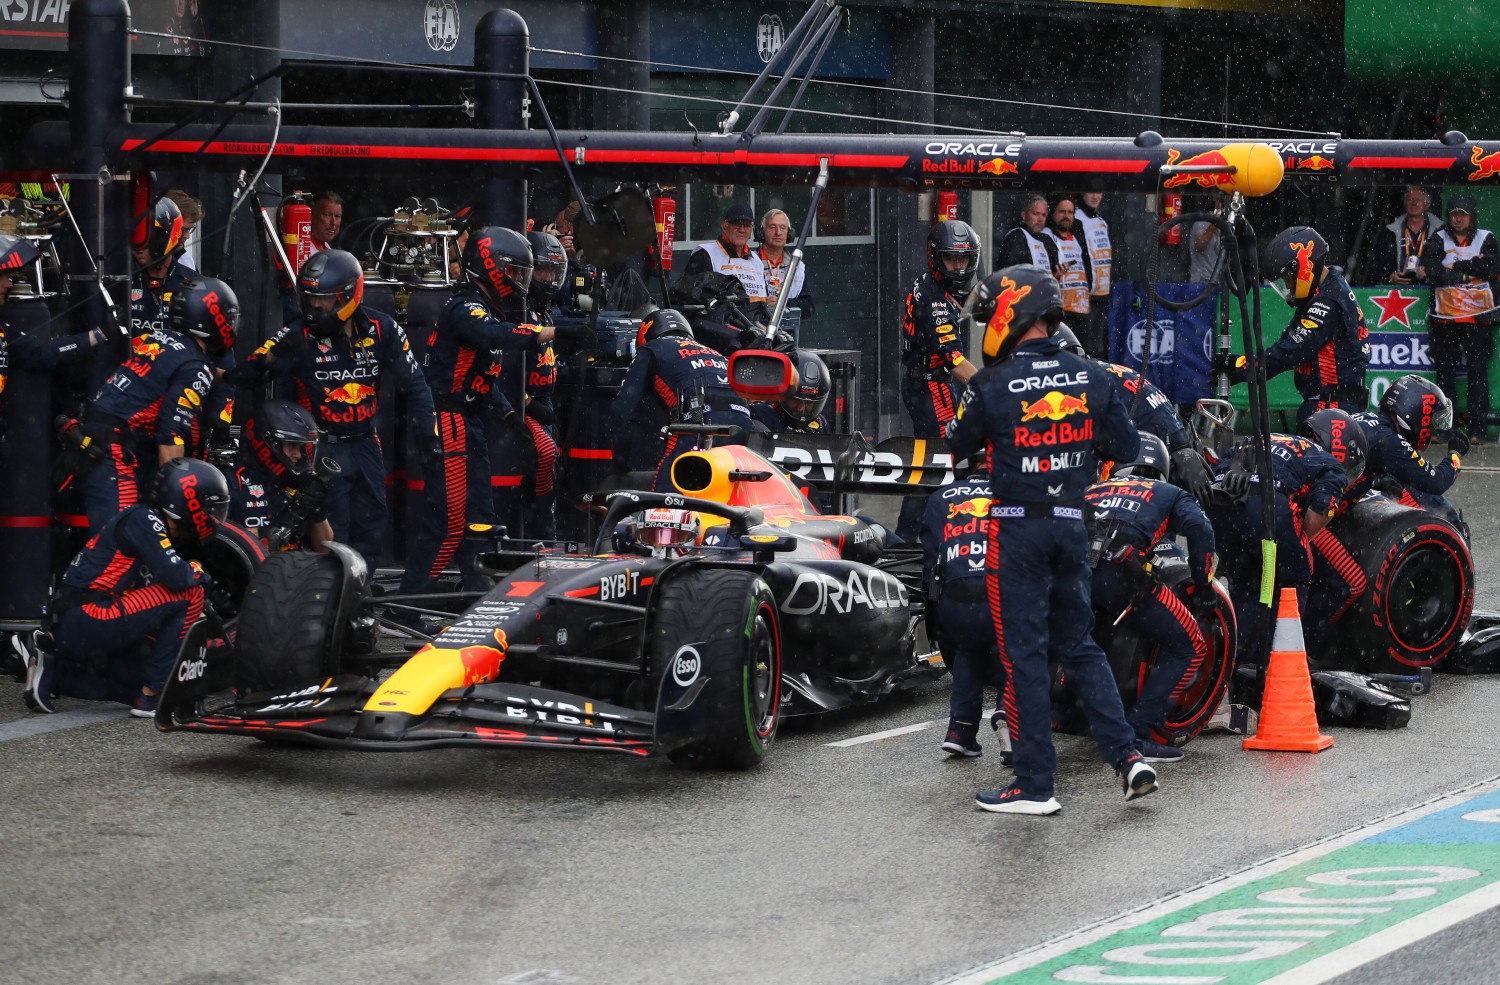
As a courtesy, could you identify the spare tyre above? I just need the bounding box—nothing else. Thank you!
[1322,497,1474,674]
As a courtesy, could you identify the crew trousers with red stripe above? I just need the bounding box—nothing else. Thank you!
[987,516,1140,800]
[491,418,558,541]
[83,444,143,535]
[1093,564,1209,741]
[55,584,204,702]
[1303,525,1367,662]
[896,376,959,541]
[401,410,494,595]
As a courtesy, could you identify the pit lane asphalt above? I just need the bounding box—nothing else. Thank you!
[4,465,1500,985]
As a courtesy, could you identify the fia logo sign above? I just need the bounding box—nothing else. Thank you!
[424,0,461,53]
[757,14,783,64]
[1127,318,1177,367]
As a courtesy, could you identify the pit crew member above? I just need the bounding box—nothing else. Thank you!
[224,399,333,552]
[1349,374,1466,529]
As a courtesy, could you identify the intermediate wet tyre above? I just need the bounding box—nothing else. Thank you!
[235,551,343,693]
[650,568,782,769]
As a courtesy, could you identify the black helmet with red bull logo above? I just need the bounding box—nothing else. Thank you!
[526,229,568,306]
[1265,226,1329,306]
[1112,432,1170,481]
[1379,374,1452,451]
[150,457,232,545]
[463,226,533,304]
[966,264,1065,367]
[927,220,981,295]
[785,349,831,425]
[298,249,364,338]
[169,276,239,359]
[140,196,185,267]
[1298,408,1368,484]
[248,399,320,484]
[638,308,694,347]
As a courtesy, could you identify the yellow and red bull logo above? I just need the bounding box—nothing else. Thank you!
[981,278,1033,360]
[1161,144,1284,197]
[458,639,505,686]
[131,337,162,359]
[1290,239,1316,298]
[946,497,992,520]
[1020,390,1088,422]
[1469,146,1500,181]
[978,159,1020,176]
[324,382,376,405]
[1294,155,1335,172]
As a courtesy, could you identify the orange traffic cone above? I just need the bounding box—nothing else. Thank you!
[1242,587,1334,753]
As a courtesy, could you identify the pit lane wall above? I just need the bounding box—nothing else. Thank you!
[1107,283,1470,422]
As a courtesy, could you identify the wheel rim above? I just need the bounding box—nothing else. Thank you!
[748,603,780,739]
[1385,540,1464,655]
[1164,604,1232,733]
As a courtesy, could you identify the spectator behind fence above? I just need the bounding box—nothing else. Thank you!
[1364,186,1442,287]
[756,209,814,319]
[1075,191,1113,358]
[1189,195,1226,285]
[1421,195,1499,444]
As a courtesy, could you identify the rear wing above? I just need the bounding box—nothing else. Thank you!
[746,432,960,497]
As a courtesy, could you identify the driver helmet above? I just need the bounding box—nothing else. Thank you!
[248,399,320,484]
[785,349,831,425]
[297,249,364,338]
[628,507,700,557]
[150,458,232,545]
[1298,408,1369,484]
[1379,374,1452,451]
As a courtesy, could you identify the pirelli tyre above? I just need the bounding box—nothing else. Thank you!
[650,567,782,769]
[1323,497,1475,674]
[1160,582,1236,742]
[235,551,344,694]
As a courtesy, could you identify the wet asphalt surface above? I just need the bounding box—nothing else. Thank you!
[4,461,1500,985]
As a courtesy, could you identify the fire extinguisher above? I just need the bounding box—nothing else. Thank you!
[280,192,313,273]
[652,191,677,272]
[936,190,959,223]
[1159,193,1183,245]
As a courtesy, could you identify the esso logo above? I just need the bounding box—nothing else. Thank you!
[424,0,460,53]
[671,645,702,687]
[1127,318,1176,366]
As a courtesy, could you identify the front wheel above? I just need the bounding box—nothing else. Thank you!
[650,568,782,769]
[236,552,344,694]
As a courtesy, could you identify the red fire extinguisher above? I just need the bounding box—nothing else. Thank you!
[653,192,677,272]
[936,190,959,223]
[1159,193,1183,245]
[281,192,313,273]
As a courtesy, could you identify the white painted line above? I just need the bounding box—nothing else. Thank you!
[1257,878,1500,985]
[935,772,1500,985]
[297,916,371,928]
[825,719,943,747]
[0,706,131,742]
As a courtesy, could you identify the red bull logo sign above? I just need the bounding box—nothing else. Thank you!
[946,497,992,520]
[1020,390,1088,422]
[131,337,162,358]
[458,637,505,686]
[1163,148,1238,190]
[1470,146,1500,181]
[978,159,1020,175]
[324,382,376,405]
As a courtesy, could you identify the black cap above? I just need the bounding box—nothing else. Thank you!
[723,203,755,225]
[1449,195,1477,216]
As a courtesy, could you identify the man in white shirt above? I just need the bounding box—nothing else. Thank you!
[755,208,814,318]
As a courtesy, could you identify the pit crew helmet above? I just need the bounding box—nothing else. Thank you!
[1053,323,1087,357]
[526,229,568,306]
[1298,408,1368,484]
[628,507,699,557]
[248,399,320,483]
[1265,226,1329,306]
[463,226,532,303]
[785,349,831,425]
[966,264,1065,367]
[169,276,239,359]
[151,457,232,545]
[927,220,981,295]
[140,196,185,266]
[637,308,694,347]
[1379,374,1452,451]
[1112,432,1170,481]
[0,234,39,301]
[297,249,364,338]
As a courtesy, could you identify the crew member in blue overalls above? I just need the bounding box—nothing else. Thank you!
[1350,374,1467,529]
[1084,433,1216,759]
[945,264,1152,816]
[223,399,332,553]
[226,249,436,571]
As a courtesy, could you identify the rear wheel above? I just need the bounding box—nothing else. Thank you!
[650,568,781,769]
[236,552,343,694]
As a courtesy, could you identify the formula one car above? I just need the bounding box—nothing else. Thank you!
[155,428,947,769]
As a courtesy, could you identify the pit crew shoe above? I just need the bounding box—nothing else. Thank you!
[129,690,160,719]
[941,722,983,758]
[1138,739,1184,763]
[976,784,1061,816]
[1118,751,1158,801]
[990,710,1013,766]
[21,636,55,714]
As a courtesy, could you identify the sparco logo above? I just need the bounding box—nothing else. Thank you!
[1127,318,1176,366]
[757,14,783,63]
[671,645,702,687]
[424,0,460,52]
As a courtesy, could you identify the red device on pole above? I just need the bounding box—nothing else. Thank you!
[936,190,959,222]
[281,193,313,273]
[1160,193,1183,245]
[653,193,677,271]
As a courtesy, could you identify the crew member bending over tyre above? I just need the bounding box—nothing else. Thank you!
[25,459,230,717]
[945,263,1154,817]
